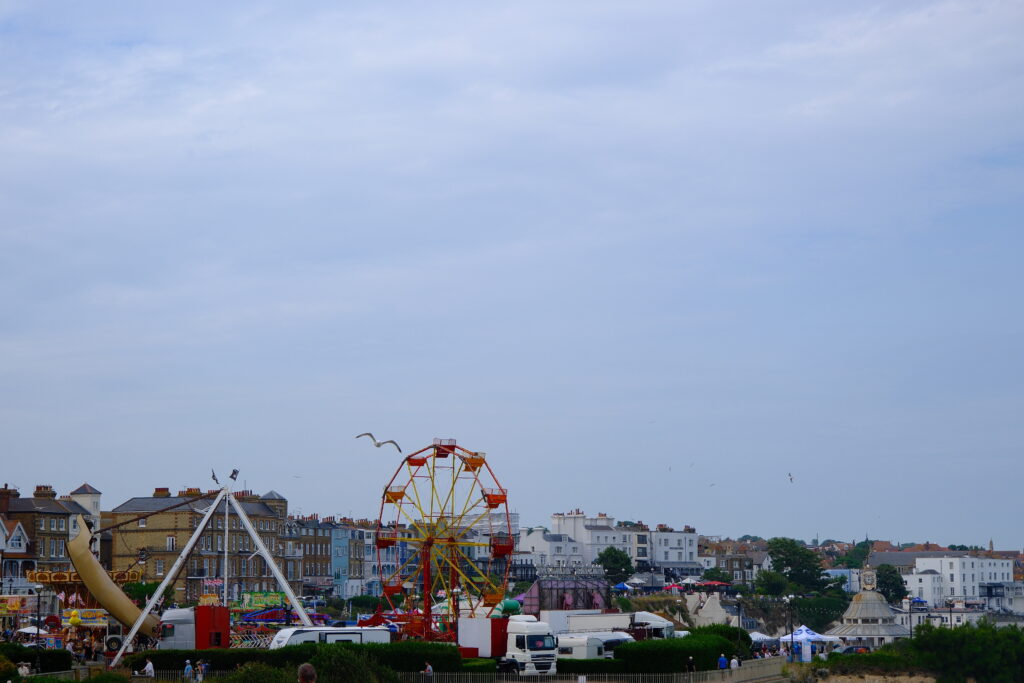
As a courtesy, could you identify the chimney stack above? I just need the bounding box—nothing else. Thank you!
[34,484,57,499]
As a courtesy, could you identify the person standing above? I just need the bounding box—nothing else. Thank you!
[195,658,205,682]
[717,653,728,669]
[298,662,317,682]
[184,659,194,681]
[730,655,739,669]
[134,657,155,677]
[686,656,697,672]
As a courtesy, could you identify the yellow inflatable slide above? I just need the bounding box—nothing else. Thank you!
[68,514,160,637]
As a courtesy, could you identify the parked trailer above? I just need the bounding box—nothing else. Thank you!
[555,635,604,659]
[269,626,392,648]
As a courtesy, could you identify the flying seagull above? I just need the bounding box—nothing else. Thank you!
[788,472,794,483]
[356,433,402,452]
[211,469,220,485]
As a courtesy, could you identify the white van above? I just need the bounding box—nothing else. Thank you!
[268,626,392,649]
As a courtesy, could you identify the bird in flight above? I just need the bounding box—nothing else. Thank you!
[788,472,794,483]
[356,433,402,452]
[211,469,220,485]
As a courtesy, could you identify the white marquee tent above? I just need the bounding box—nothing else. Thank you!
[776,625,841,643]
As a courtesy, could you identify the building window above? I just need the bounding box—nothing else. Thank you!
[167,536,177,551]
[156,560,165,576]
[138,519,147,528]
[50,518,57,530]
[59,518,66,531]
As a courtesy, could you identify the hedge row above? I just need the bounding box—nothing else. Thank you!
[819,623,1024,682]
[124,640,462,673]
[556,658,626,673]
[462,658,498,672]
[613,634,738,672]
[0,642,74,672]
[690,624,752,651]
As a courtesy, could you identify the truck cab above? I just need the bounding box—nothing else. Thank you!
[504,616,557,674]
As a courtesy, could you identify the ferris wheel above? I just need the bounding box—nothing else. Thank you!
[376,439,513,640]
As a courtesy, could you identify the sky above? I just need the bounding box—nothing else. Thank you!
[1,1,1023,549]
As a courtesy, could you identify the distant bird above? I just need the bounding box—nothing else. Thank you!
[211,469,220,485]
[229,469,240,481]
[788,472,794,483]
[709,483,716,487]
[356,433,402,452]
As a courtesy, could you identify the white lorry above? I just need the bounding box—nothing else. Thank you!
[458,615,558,675]
[268,626,393,649]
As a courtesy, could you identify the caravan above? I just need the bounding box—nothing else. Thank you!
[556,635,604,659]
[269,626,392,648]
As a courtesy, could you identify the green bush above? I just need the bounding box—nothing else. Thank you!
[0,642,73,672]
[0,654,17,681]
[907,622,1024,683]
[81,673,130,683]
[125,640,460,674]
[462,658,497,672]
[220,661,299,683]
[357,641,461,672]
[124,643,320,672]
[690,624,752,652]
[613,634,736,672]
[555,658,626,673]
[826,652,908,674]
[311,644,399,683]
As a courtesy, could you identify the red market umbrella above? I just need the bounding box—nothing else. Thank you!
[699,580,731,586]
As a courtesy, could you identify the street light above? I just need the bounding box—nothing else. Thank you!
[783,595,795,661]
[33,583,44,674]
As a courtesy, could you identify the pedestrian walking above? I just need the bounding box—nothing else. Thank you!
[298,662,317,682]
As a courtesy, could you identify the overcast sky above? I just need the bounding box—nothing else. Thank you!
[2,1,1022,548]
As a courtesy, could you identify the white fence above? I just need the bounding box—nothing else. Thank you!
[396,660,785,683]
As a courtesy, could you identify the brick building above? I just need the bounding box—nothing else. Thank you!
[108,487,301,601]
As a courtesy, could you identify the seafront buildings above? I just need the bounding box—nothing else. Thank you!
[3,481,1024,636]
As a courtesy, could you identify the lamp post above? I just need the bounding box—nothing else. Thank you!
[783,595,795,661]
[33,583,44,674]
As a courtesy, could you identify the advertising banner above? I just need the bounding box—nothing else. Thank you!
[240,591,286,609]
[0,595,37,617]
[61,608,108,627]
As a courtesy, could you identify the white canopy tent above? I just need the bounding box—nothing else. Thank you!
[777,625,841,643]
[17,626,47,635]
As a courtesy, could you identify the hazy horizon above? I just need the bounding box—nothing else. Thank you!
[2,1,1022,548]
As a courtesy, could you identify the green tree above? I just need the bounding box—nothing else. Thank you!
[596,547,634,584]
[702,567,732,583]
[833,540,872,569]
[767,537,826,591]
[754,570,788,596]
[122,582,160,604]
[875,564,906,604]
